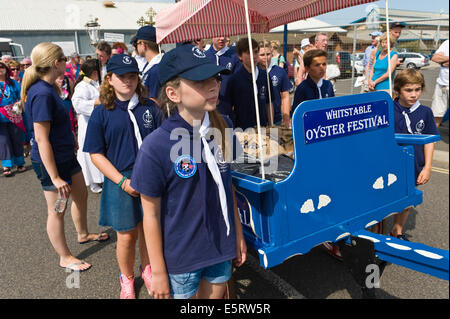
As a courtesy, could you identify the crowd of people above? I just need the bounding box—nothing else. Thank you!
[0,21,448,299]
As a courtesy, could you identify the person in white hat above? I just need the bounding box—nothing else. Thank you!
[294,38,314,86]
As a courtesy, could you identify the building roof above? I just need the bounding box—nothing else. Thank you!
[270,18,347,33]
[351,8,449,26]
[0,0,171,31]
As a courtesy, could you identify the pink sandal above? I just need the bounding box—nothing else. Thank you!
[140,264,152,295]
[120,274,136,299]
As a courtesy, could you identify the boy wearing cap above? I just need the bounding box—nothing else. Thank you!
[219,38,272,130]
[135,25,163,100]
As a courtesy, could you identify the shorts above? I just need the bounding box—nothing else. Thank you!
[31,156,81,191]
[431,83,449,117]
[169,260,232,299]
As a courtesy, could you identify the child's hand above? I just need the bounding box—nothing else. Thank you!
[234,232,247,267]
[417,167,432,185]
[122,178,139,197]
[150,272,171,299]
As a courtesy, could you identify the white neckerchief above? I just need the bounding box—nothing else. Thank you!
[401,100,421,134]
[316,78,324,99]
[127,93,143,149]
[141,53,163,77]
[215,46,230,65]
[198,112,230,236]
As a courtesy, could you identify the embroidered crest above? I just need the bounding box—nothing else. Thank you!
[415,119,425,134]
[271,75,279,87]
[122,56,132,65]
[226,62,233,70]
[174,155,197,179]
[142,109,153,129]
[192,47,206,59]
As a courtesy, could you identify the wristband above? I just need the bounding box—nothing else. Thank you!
[118,176,127,188]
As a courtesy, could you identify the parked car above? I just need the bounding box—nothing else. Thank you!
[0,38,24,61]
[351,53,365,75]
[397,52,429,69]
[328,51,352,78]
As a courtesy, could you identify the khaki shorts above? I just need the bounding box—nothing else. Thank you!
[431,83,449,117]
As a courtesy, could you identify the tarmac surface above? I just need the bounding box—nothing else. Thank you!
[0,65,448,300]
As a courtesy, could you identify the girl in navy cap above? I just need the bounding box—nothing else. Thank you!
[83,54,164,298]
[131,45,247,299]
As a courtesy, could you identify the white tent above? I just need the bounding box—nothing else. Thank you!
[270,18,347,33]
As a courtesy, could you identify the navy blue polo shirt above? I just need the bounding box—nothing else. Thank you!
[130,112,241,274]
[142,64,161,99]
[269,65,292,124]
[83,98,164,172]
[393,99,439,179]
[25,80,75,164]
[205,46,241,110]
[291,75,335,116]
[220,66,270,130]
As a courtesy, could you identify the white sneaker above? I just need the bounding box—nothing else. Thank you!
[90,183,102,193]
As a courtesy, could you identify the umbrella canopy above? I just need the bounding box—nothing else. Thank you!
[156,0,377,44]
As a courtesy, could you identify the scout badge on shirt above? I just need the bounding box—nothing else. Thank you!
[174,155,197,178]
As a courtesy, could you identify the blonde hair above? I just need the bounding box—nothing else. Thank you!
[270,40,280,51]
[158,77,231,160]
[378,33,396,50]
[20,42,64,108]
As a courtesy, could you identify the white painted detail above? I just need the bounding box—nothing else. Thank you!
[373,176,384,189]
[317,195,331,210]
[414,249,444,260]
[388,173,397,186]
[358,235,380,243]
[365,220,379,228]
[336,232,351,241]
[386,242,412,250]
[300,199,315,214]
[258,249,268,268]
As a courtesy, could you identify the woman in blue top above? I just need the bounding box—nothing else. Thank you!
[83,54,164,299]
[131,45,247,299]
[369,33,398,92]
[22,43,109,273]
[0,61,25,176]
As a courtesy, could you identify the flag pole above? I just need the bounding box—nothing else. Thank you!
[243,0,265,179]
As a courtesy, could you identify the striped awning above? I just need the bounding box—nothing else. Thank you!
[156,0,377,44]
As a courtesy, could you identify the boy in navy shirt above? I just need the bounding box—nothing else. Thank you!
[135,25,162,99]
[205,37,240,107]
[220,38,272,130]
[391,69,439,240]
[291,49,335,117]
[258,42,292,126]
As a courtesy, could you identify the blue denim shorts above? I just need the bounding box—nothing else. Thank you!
[169,260,232,299]
[31,157,81,191]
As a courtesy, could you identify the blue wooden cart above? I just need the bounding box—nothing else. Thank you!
[232,91,448,291]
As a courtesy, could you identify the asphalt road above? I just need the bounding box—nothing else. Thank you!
[0,65,448,300]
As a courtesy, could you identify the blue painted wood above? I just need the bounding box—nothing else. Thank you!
[232,91,447,280]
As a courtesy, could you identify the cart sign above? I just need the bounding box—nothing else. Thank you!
[303,100,389,144]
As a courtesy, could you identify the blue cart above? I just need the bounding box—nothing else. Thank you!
[232,92,448,296]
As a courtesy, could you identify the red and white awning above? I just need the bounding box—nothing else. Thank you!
[156,0,377,44]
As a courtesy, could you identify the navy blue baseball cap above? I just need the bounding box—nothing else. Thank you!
[106,54,139,75]
[135,25,157,42]
[158,44,231,85]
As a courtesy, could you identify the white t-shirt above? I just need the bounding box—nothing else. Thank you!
[436,40,449,87]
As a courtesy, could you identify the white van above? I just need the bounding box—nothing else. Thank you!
[0,38,25,60]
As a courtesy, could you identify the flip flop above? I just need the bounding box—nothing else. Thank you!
[3,168,13,177]
[79,233,109,244]
[60,261,91,272]
[17,166,27,173]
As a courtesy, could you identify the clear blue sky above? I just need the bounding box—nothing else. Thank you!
[123,0,449,26]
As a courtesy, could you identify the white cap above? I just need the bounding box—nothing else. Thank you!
[301,38,310,48]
